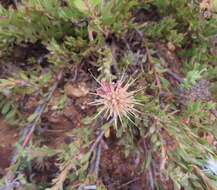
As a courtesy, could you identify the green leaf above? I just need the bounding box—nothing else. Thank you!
[82,116,93,125]
[5,109,16,120]
[90,0,101,6]
[1,102,11,115]
[73,0,88,12]
[80,152,91,164]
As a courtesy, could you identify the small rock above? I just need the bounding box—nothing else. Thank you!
[167,42,176,52]
[64,82,89,98]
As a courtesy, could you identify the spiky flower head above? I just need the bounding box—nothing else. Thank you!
[92,78,140,127]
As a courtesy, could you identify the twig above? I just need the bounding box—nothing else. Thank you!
[117,178,140,189]
[78,130,104,190]
[88,141,102,177]
[165,69,184,83]
[140,139,155,190]
[94,142,102,177]
[145,44,163,93]
[89,130,104,154]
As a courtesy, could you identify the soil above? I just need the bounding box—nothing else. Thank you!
[0,119,19,177]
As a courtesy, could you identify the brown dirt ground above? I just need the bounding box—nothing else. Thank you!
[0,118,19,177]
